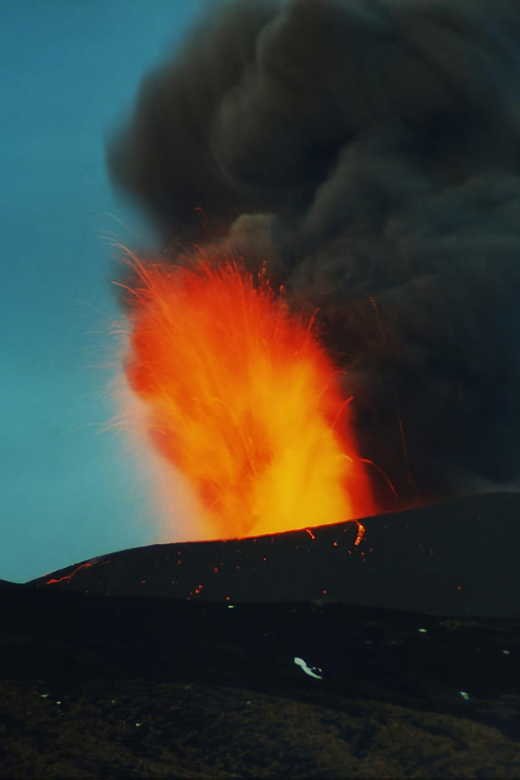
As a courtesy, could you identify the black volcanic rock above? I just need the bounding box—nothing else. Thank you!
[4,494,520,777]
[0,579,24,590]
[28,492,520,619]
[2,582,520,776]
[2,585,520,711]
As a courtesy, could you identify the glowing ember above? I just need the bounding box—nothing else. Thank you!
[122,254,373,539]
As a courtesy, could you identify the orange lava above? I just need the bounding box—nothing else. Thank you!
[123,254,374,539]
[45,562,94,585]
[45,560,110,585]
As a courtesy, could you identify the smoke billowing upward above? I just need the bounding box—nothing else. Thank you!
[107,0,520,510]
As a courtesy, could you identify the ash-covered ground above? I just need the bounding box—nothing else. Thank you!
[2,492,520,777]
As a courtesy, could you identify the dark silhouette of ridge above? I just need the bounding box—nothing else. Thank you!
[25,492,520,619]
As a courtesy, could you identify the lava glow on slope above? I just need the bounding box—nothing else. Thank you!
[121,253,374,540]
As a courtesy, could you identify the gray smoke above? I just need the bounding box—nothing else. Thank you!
[107,0,520,511]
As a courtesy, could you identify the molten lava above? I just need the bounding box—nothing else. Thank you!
[123,254,373,539]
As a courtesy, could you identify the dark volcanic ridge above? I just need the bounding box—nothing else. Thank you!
[3,569,520,739]
[4,493,520,769]
[25,491,520,619]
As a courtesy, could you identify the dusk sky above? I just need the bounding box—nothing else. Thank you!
[5,0,520,585]
[1,0,206,582]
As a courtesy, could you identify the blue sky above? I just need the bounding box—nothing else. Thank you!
[1,0,206,582]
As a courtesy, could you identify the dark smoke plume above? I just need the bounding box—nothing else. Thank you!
[107,0,520,509]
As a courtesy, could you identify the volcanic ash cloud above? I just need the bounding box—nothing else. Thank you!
[107,0,520,509]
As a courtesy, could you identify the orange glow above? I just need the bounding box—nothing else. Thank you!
[45,560,110,585]
[354,521,366,546]
[123,253,373,540]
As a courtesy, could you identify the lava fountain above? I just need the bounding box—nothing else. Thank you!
[122,252,374,540]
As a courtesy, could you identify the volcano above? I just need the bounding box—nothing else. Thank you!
[26,491,520,619]
[3,493,520,776]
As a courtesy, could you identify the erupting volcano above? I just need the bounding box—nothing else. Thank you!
[123,254,374,540]
[108,0,520,528]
